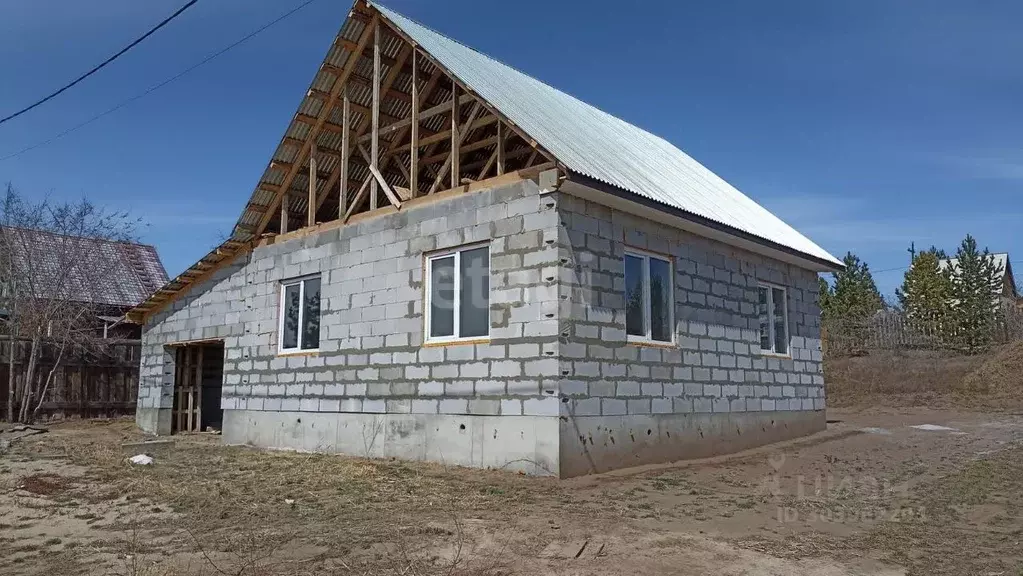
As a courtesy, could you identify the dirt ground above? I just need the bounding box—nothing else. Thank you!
[1,408,1022,576]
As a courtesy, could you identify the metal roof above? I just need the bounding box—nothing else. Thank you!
[939,253,1010,274]
[4,227,168,309]
[371,1,840,268]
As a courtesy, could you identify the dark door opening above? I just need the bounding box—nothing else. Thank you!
[171,341,224,433]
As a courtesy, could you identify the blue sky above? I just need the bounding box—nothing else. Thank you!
[1,0,1020,298]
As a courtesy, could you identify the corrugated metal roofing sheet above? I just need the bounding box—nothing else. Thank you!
[939,253,1009,272]
[4,227,168,309]
[370,2,840,267]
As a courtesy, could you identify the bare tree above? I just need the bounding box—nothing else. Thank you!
[0,184,140,422]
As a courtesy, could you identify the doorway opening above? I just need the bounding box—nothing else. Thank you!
[171,341,224,433]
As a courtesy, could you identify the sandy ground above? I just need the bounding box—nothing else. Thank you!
[1,408,1022,576]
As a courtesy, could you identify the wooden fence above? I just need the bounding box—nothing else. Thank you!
[0,338,140,421]
[823,306,1023,357]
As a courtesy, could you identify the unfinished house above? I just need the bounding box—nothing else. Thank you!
[129,1,842,476]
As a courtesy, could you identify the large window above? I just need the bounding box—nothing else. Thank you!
[279,276,321,353]
[758,283,788,355]
[426,244,490,342]
[624,250,674,343]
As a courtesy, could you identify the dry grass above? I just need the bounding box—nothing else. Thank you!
[825,342,1023,408]
[10,420,563,575]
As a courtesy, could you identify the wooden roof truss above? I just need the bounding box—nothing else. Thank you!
[245,2,555,238]
[129,1,558,322]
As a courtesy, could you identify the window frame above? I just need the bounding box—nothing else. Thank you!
[424,241,491,344]
[624,248,675,345]
[757,282,790,356]
[278,274,321,355]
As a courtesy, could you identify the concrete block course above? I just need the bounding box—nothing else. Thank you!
[137,178,827,478]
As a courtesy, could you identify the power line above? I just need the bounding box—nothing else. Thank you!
[0,0,320,162]
[0,0,201,127]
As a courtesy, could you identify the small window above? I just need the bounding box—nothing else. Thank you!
[758,283,788,355]
[426,244,490,342]
[279,276,321,353]
[624,250,674,343]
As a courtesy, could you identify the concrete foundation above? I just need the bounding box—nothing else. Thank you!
[135,407,172,436]
[559,409,826,478]
[222,409,560,476]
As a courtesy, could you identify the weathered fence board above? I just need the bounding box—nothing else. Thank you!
[823,306,1023,357]
[0,338,139,421]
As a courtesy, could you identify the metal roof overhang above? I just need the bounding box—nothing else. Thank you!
[562,174,844,273]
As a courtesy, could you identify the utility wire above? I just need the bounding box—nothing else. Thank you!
[0,0,320,162]
[0,0,200,127]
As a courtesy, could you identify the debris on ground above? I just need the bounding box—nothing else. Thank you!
[0,424,48,453]
[128,454,154,465]
[910,424,959,432]
[860,427,892,435]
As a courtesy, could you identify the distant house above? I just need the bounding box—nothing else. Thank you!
[128,1,841,476]
[939,253,1020,309]
[2,227,168,339]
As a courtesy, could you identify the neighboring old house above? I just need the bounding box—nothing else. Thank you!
[2,227,168,339]
[127,1,842,477]
[939,253,1020,309]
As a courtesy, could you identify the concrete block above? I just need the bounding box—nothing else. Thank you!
[523,397,559,416]
[387,399,412,414]
[616,381,640,397]
[446,381,474,396]
[364,399,386,413]
[500,399,522,415]
[651,398,673,414]
[627,398,650,414]
[411,399,438,414]
[469,399,500,415]
[418,381,444,396]
[492,360,522,378]
[439,399,468,414]
[601,398,627,416]
[340,398,363,412]
[641,382,663,397]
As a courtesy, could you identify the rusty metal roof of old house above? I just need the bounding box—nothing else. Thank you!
[4,227,168,310]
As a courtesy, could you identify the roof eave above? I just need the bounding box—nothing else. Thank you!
[563,171,844,273]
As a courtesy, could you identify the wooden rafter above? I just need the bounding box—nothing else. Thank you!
[370,19,381,210]
[308,141,317,226]
[428,101,482,194]
[255,13,377,236]
[410,49,418,197]
[339,94,350,219]
[377,14,557,165]
[315,33,413,216]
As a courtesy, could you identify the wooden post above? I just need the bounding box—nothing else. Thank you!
[496,121,505,175]
[175,348,184,433]
[410,50,418,197]
[340,94,350,219]
[196,346,204,432]
[308,141,317,227]
[450,83,459,187]
[370,19,380,210]
[280,196,288,234]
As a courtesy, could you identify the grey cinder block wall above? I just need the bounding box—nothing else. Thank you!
[136,176,825,477]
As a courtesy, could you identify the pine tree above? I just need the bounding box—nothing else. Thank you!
[824,252,884,321]
[948,235,1004,351]
[896,247,951,322]
[818,276,833,319]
